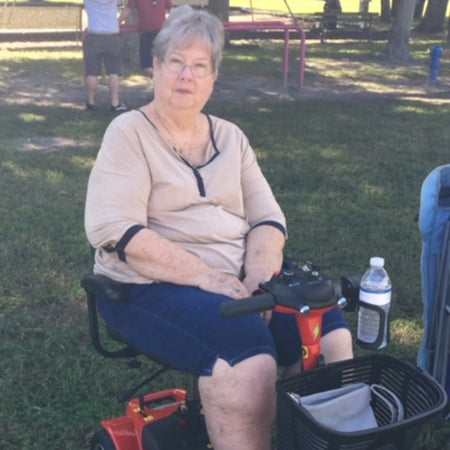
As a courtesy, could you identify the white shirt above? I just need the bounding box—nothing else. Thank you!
[84,0,119,34]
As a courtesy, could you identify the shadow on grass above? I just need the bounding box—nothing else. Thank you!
[1,39,450,449]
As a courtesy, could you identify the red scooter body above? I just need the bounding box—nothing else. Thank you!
[275,304,336,371]
[99,389,188,450]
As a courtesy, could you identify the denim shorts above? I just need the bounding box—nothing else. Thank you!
[96,282,349,376]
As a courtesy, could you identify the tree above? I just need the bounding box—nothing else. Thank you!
[380,0,392,22]
[382,0,416,62]
[414,0,427,18]
[208,0,229,22]
[448,15,450,42]
[416,0,449,33]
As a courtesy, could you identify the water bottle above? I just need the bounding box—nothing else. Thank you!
[356,257,391,350]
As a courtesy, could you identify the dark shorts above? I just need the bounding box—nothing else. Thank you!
[139,31,158,69]
[96,282,349,376]
[83,33,122,76]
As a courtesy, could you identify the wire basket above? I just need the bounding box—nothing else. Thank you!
[276,354,448,450]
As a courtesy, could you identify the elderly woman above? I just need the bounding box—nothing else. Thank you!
[85,5,353,449]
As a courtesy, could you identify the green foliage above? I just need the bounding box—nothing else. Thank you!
[1,38,449,449]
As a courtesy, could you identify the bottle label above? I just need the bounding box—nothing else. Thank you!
[359,287,391,306]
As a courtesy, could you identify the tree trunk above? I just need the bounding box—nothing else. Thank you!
[414,0,427,18]
[208,0,229,22]
[416,0,449,33]
[359,0,370,14]
[382,0,416,62]
[380,0,392,22]
[448,15,450,42]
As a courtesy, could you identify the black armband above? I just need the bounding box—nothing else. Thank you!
[251,221,287,237]
[104,224,146,262]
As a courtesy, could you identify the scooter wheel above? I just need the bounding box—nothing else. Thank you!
[90,428,117,450]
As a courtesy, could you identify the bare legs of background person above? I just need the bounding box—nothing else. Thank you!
[108,74,121,107]
[199,355,277,450]
[143,67,154,100]
[85,75,98,106]
[85,74,120,107]
[143,67,154,78]
[282,327,353,377]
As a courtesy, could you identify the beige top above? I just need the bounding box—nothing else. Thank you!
[85,110,286,283]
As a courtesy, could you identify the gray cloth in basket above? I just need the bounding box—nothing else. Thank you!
[292,383,378,432]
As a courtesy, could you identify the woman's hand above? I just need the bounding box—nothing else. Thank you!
[202,271,273,322]
[242,273,273,323]
[198,270,250,300]
[241,225,286,323]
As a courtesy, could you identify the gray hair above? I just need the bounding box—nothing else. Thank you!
[152,5,224,72]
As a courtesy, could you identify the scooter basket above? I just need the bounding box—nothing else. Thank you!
[276,354,447,450]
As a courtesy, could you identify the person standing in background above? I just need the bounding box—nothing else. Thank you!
[119,0,172,79]
[83,0,128,112]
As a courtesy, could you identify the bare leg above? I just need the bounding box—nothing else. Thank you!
[108,74,121,107]
[143,67,154,98]
[143,67,154,78]
[199,355,277,450]
[85,75,98,105]
[321,327,353,363]
[282,327,353,377]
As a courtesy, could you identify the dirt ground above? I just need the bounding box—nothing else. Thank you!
[3,32,450,109]
[3,33,450,152]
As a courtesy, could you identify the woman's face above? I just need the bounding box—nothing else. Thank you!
[153,38,218,113]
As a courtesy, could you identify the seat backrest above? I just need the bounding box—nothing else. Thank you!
[81,273,140,359]
[81,274,204,402]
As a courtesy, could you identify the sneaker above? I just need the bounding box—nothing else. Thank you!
[86,102,96,110]
[110,102,128,112]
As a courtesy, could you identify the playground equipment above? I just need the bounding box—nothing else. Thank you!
[119,0,306,88]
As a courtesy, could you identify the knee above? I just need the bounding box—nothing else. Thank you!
[199,354,277,412]
[233,354,278,395]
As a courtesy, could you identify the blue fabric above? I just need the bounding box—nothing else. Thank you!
[417,164,450,396]
[96,282,348,376]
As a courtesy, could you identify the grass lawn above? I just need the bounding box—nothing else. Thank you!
[1,31,450,450]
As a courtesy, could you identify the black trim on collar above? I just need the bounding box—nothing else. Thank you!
[137,110,220,197]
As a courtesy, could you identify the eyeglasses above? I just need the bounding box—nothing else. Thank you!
[162,57,213,78]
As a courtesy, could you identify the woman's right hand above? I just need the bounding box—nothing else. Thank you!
[198,270,250,300]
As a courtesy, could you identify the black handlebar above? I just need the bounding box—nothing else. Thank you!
[219,263,361,319]
[220,293,276,318]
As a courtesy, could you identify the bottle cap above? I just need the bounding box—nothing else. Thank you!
[370,256,384,267]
